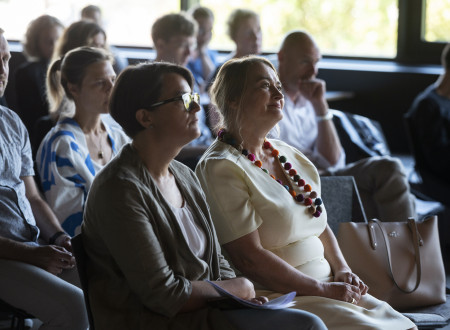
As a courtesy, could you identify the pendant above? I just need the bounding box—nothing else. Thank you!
[98,151,104,159]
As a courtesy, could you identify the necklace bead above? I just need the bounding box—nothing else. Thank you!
[217,130,322,218]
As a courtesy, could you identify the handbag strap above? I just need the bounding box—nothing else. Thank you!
[369,218,422,293]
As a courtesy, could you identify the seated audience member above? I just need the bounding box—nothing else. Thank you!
[187,5,218,93]
[225,8,262,60]
[36,47,129,237]
[14,15,64,150]
[34,20,120,153]
[206,8,262,123]
[406,43,450,189]
[275,31,416,221]
[195,55,417,330]
[152,13,213,168]
[80,4,103,25]
[81,61,326,330]
[0,27,88,330]
[80,4,129,72]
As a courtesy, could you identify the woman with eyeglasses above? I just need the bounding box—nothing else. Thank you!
[36,47,129,237]
[81,61,327,330]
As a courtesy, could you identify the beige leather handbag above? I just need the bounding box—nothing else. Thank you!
[337,216,446,311]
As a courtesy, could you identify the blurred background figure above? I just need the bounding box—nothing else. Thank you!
[187,5,218,94]
[14,14,64,153]
[80,4,129,72]
[152,12,213,169]
[81,4,102,25]
[33,20,121,155]
[36,47,129,237]
[226,8,262,60]
[406,42,450,206]
[53,20,108,61]
[206,8,262,93]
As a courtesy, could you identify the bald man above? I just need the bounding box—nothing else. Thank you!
[276,30,416,221]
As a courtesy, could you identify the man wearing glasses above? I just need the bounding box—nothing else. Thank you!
[151,13,213,169]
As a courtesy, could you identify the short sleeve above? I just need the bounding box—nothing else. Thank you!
[196,158,263,244]
[20,122,34,178]
[36,134,89,236]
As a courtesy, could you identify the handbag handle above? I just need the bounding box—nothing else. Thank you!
[368,218,422,294]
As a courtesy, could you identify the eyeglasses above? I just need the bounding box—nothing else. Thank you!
[148,92,200,112]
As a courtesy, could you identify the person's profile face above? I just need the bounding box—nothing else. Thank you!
[89,32,106,49]
[233,16,262,56]
[72,60,116,115]
[148,72,201,145]
[163,35,196,67]
[282,42,321,86]
[238,62,284,130]
[196,17,213,48]
[0,34,10,98]
[38,25,63,61]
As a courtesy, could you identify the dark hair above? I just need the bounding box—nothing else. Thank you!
[109,62,194,138]
[47,46,113,118]
[189,5,214,21]
[442,43,450,70]
[22,15,64,60]
[81,5,101,18]
[227,9,259,40]
[151,13,197,43]
[210,55,277,133]
[54,20,107,59]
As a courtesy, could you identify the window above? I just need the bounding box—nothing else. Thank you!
[424,0,450,42]
[202,0,398,58]
[0,0,180,47]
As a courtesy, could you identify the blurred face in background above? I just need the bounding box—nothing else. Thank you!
[233,16,262,56]
[0,33,10,97]
[278,39,321,92]
[89,32,106,49]
[195,16,213,49]
[157,35,196,67]
[38,25,63,60]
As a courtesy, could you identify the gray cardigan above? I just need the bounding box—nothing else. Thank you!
[82,144,236,330]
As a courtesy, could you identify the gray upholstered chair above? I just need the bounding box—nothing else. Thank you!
[321,175,450,329]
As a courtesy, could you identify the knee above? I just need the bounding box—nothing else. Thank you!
[49,288,88,330]
[371,156,407,180]
[305,314,327,330]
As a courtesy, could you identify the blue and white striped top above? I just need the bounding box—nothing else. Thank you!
[36,114,130,236]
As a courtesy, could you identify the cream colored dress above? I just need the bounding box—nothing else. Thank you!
[196,138,415,330]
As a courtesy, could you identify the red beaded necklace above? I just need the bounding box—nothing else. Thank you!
[218,129,322,218]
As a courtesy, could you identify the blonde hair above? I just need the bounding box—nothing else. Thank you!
[22,15,64,60]
[210,55,277,135]
[47,46,113,120]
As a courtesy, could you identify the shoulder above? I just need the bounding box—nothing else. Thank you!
[408,85,443,118]
[102,114,130,141]
[0,106,27,137]
[40,118,81,145]
[198,139,242,164]
[0,105,21,123]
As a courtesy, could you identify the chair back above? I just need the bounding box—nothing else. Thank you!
[320,176,367,236]
[71,234,95,330]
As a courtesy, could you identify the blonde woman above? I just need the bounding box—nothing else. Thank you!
[36,47,129,236]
